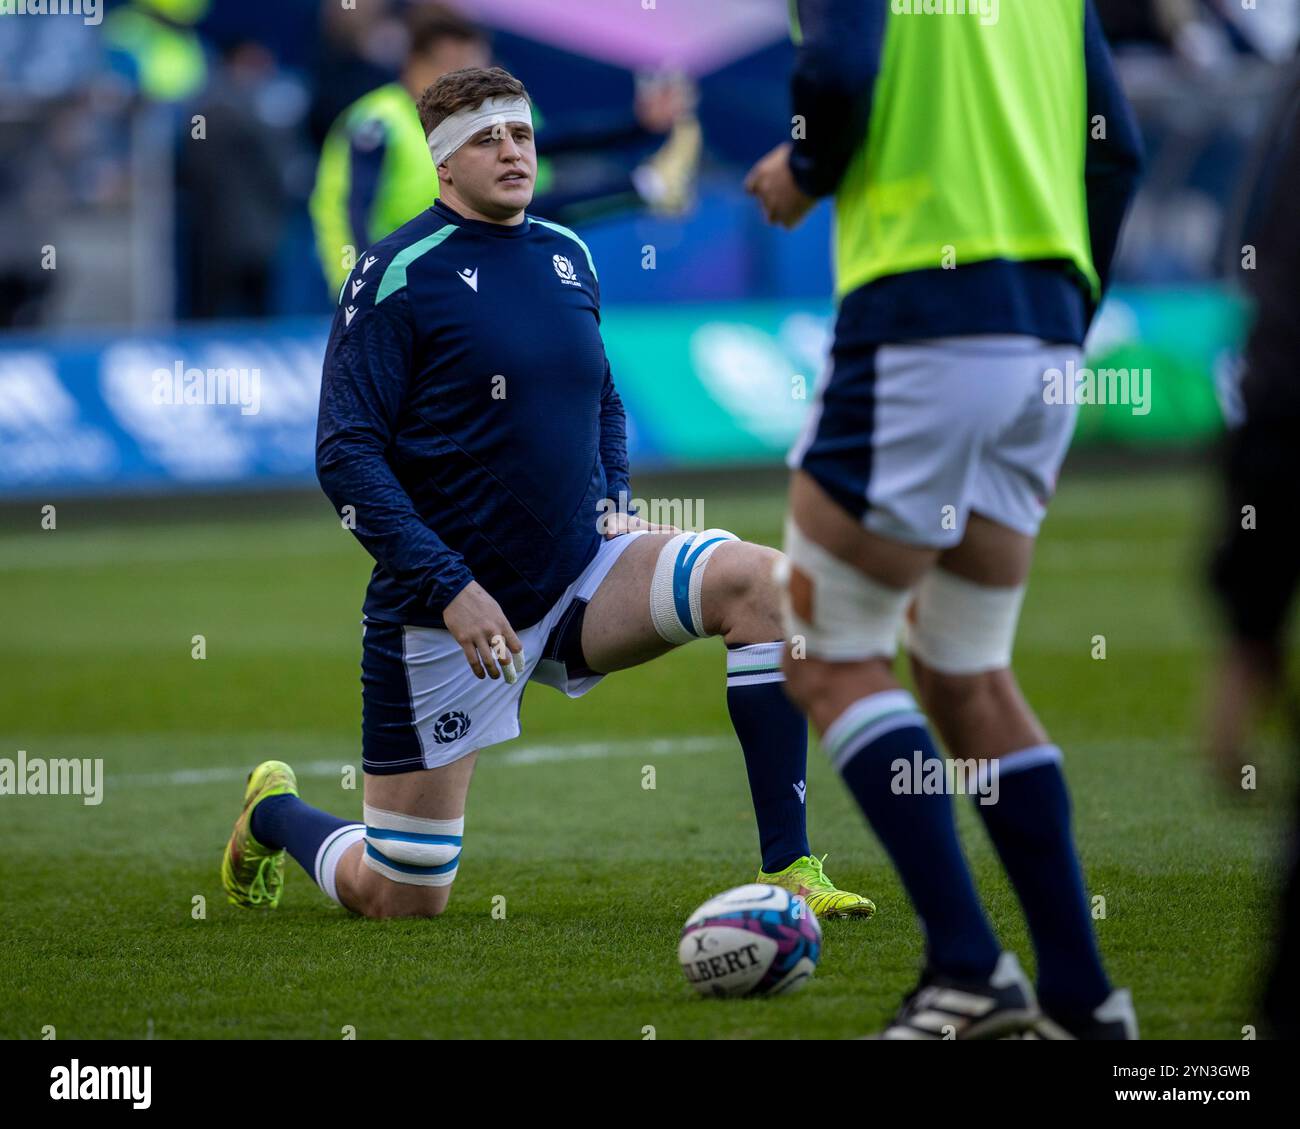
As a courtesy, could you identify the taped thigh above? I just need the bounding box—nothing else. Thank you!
[648,528,739,644]
[905,568,1026,674]
[779,518,910,661]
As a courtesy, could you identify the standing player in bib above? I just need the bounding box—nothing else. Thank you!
[747,0,1144,1037]
[222,67,874,922]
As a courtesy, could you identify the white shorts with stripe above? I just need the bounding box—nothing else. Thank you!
[790,335,1081,547]
[361,531,647,773]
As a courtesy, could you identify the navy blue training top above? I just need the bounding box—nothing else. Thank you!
[316,199,632,630]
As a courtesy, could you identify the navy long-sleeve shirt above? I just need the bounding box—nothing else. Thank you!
[316,199,631,630]
[788,0,1144,345]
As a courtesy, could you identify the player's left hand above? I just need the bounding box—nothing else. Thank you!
[601,512,679,539]
[745,143,815,230]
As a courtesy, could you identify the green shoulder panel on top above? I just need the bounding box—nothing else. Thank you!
[530,218,598,282]
[375,225,458,304]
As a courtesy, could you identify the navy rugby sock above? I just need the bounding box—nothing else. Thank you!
[725,641,811,873]
[974,745,1111,1017]
[252,794,364,902]
[826,689,1001,979]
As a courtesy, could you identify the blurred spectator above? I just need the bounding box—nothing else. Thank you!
[177,40,294,319]
[104,0,211,103]
[309,3,489,295]
[308,1,699,297]
[307,0,414,149]
[1097,0,1300,66]
[1099,0,1240,68]
[0,123,57,328]
[1210,0,1300,62]
[5,0,1290,327]
[1207,108,1300,1039]
[0,6,104,100]
[1095,0,1196,49]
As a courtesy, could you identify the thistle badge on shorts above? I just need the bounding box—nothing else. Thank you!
[432,710,472,744]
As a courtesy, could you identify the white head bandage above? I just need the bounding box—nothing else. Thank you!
[426,94,532,167]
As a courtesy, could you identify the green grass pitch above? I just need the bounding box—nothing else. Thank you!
[0,468,1286,1039]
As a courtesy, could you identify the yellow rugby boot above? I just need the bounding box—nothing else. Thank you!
[757,854,876,919]
[220,760,298,909]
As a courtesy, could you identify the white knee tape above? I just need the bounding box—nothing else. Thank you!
[363,804,464,887]
[905,569,1026,674]
[648,528,739,644]
[780,518,910,661]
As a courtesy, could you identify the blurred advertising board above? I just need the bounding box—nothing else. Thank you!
[0,288,1246,497]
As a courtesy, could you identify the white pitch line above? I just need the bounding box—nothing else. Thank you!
[30,734,1189,792]
[126,760,343,788]
[115,735,735,788]
[501,735,731,765]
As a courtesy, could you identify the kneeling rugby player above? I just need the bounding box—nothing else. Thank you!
[221,66,873,921]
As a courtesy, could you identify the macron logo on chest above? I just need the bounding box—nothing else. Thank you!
[458,267,478,292]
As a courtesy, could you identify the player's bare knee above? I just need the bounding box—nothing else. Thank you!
[912,657,1001,713]
[366,879,452,920]
[785,652,893,724]
[697,541,749,629]
[911,650,1028,744]
[703,541,784,640]
[358,873,458,920]
[781,655,841,715]
[745,545,787,634]
[780,645,814,703]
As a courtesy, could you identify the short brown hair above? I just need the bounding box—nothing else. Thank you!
[406,4,485,59]
[417,66,530,136]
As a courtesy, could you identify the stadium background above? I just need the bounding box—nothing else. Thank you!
[0,0,1296,1039]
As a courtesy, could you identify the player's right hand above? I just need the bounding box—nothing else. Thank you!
[600,511,680,539]
[442,581,525,682]
[745,143,815,230]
